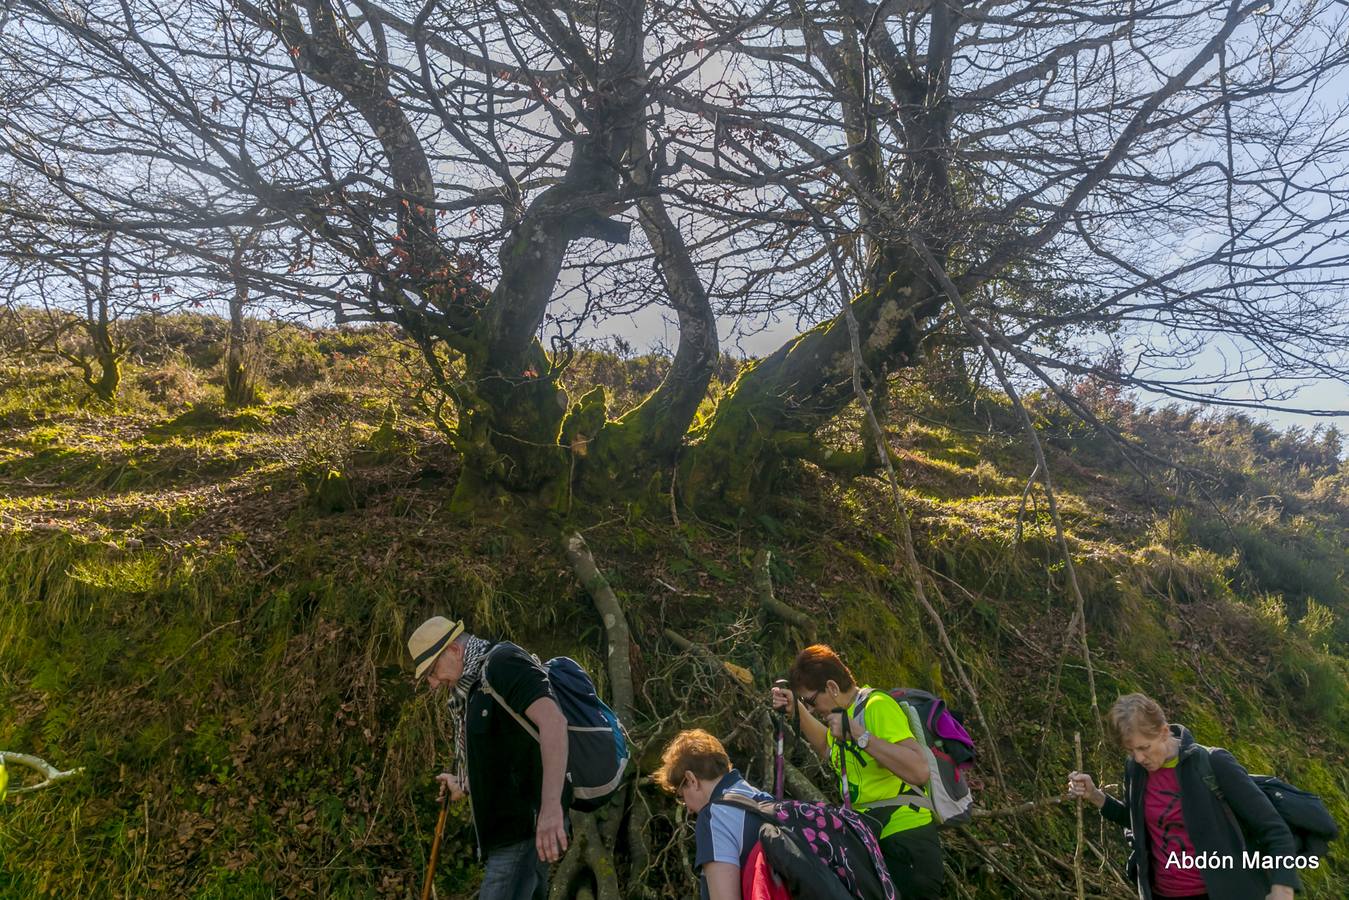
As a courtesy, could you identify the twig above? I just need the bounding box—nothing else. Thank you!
[910,234,1102,746]
[808,223,1005,792]
[1015,461,1041,543]
[971,784,1119,820]
[663,628,753,688]
[1,751,85,794]
[959,830,1048,897]
[669,466,680,528]
[126,618,242,695]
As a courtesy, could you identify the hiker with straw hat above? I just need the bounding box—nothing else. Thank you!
[409,616,571,900]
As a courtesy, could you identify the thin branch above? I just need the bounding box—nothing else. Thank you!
[1,751,85,795]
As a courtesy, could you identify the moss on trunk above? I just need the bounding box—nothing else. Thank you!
[682,267,939,510]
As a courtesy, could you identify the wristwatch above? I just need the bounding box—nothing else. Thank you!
[856,730,873,751]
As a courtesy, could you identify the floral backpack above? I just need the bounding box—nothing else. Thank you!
[712,795,897,900]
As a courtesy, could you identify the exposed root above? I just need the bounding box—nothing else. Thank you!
[560,532,652,899]
[754,548,816,641]
[563,531,635,719]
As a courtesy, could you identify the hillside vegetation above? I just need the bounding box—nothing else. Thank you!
[1,315,1346,898]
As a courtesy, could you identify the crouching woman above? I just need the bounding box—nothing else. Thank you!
[1068,693,1300,900]
[654,729,775,900]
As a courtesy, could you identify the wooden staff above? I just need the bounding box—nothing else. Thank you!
[1073,731,1086,900]
[421,793,451,900]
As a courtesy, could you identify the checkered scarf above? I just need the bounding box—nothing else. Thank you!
[448,634,493,779]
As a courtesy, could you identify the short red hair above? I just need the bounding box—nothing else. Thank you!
[788,644,855,694]
[653,729,732,794]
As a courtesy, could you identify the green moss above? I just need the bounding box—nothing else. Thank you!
[833,586,940,691]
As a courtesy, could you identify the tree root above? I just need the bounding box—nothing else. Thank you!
[753,549,816,641]
[783,761,826,802]
[548,812,621,900]
[560,532,645,899]
[625,782,657,900]
[563,531,635,720]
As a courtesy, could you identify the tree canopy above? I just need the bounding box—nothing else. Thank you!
[3,0,1348,509]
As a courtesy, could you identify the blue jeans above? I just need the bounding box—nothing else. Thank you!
[479,838,548,900]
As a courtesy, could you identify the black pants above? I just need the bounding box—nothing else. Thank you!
[878,823,944,900]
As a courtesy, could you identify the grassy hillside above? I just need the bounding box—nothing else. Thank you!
[1,316,1346,898]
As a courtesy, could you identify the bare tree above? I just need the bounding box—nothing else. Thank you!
[1,224,136,403]
[657,0,1349,501]
[2,0,1346,499]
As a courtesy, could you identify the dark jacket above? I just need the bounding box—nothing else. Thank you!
[1100,724,1301,899]
[464,642,569,853]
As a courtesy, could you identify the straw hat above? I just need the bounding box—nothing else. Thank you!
[408,616,464,679]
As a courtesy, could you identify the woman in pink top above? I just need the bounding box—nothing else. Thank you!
[1068,693,1301,900]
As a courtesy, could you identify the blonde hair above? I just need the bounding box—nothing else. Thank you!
[1109,693,1168,744]
[653,729,731,794]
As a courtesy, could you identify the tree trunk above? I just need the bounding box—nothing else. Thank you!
[681,261,940,508]
[83,236,121,404]
[223,299,250,407]
[224,231,257,407]
[87,342,121,403]
[450,4,650,502]
[574,129,719,493]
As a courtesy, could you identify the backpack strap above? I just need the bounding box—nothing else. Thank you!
[712,793,772,819]
[479,650,542,742]
[1188,744,1249,842]
[858,794,933,811]
[848,689,929,807]
[1188,744,1225,802]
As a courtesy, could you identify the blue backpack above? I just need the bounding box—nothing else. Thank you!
[481,655,629,813]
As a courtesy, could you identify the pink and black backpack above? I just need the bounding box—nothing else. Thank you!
[712,794,897,900]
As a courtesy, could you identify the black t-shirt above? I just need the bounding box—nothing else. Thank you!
[464,642,564,851]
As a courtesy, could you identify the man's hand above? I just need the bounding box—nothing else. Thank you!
[535,801,568,863]
[1266,886,1295,900]
[525,695,569,863]
[435,772,466,803]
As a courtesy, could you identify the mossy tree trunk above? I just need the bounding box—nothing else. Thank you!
[680,268,940,508]
[574,128,720,495]
[245,0,651,508]
[680,8,958,510]
[223,230,259,407]
[241,0,953,517]
[78,234,123,404]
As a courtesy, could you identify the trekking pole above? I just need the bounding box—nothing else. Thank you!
[772,679,789,800]
[421,792,451,900]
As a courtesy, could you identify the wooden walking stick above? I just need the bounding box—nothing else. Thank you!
[1073,732,1086,900]
[421,793,451,900]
